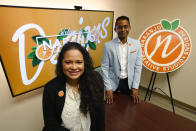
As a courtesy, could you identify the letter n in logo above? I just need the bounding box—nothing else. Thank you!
[139,19,191,73]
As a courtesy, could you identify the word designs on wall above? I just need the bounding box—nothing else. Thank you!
[0,6,113,96]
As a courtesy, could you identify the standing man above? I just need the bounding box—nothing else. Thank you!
[101,16,142,104]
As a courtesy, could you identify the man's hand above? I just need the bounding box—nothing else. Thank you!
[131,88,140,104]
[105,90,113,104]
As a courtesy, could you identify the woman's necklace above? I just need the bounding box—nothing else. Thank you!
[72,86,79,100]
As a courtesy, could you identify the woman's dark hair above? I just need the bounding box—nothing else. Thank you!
[56,42,94,80]
[56,42,103,115]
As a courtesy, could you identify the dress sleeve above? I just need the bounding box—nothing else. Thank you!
[95,73,105,131]
[42,83,69,131]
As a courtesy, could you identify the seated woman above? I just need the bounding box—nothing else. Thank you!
[42,42,105,131]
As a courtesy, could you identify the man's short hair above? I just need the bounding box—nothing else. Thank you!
[115,16,130,29]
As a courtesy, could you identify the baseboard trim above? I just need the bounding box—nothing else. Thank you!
[140,86,196,114]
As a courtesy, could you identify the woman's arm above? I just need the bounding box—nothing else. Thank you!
[42,82,69,131]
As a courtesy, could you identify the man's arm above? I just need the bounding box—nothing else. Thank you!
[101,44,114,104]
[132,42,143,89]
[132,41,143,104]
[101,45,112,91]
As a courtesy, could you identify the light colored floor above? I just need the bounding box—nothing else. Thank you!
[139,88,196,122]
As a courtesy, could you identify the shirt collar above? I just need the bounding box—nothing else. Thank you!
[117,38,128,45]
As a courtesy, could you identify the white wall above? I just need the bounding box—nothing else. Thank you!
[0,0,196,131]
[0,65,43,131]
[134,0,196,108]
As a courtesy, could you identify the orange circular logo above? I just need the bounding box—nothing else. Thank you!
[58,90,64,97]
[139,19,191,73]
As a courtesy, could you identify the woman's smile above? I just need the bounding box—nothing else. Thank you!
[62,49,85,83]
